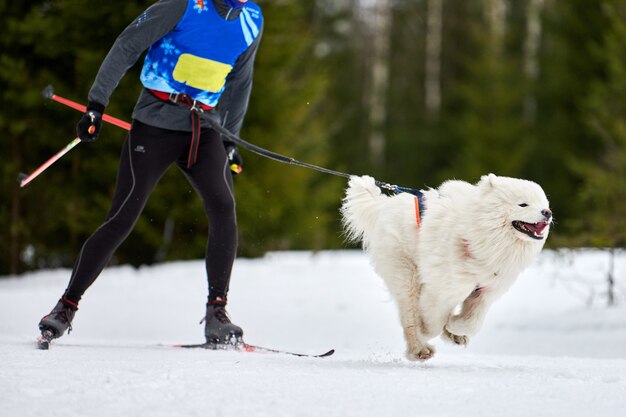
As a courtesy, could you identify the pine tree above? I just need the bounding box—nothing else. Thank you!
[444,0,528,181]
[535,0,613,246]
[575,0,626,248]
[0,0,130,273]
[232,1,343,256]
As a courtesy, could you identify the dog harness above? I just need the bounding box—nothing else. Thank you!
[414,196,422,227]
[412,191,426,228]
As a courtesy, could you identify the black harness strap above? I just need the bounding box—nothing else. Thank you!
[201,114,423,199]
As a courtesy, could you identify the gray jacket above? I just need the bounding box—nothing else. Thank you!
[88,0,263,136]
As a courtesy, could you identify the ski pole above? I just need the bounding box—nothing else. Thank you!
[42,85,131,131]
[18,87,134,188]
[18,137,82,188]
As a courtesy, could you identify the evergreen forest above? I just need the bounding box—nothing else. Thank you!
[1,0,625,275]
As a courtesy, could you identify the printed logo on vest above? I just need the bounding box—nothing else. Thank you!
[136,11,149,27]
[160,37,178,56]
[134,145,146,153]
[194,0,208,13]
[244,7,261,20]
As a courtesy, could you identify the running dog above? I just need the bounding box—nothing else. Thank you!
[341,174,551,361]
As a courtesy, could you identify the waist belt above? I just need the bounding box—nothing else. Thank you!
[148,89,214,168]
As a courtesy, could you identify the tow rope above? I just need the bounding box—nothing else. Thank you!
[201,114,424,198]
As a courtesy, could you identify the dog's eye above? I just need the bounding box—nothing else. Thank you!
[518,203,529,207]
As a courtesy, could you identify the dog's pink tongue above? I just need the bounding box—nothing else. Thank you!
[527,221,548,234]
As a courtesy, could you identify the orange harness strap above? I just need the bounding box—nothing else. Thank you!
[414,195,421,227]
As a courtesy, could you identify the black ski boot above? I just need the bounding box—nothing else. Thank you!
[202,298,243,346]
[37,298,77,349]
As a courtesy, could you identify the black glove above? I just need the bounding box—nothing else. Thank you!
[225,145,243,175]
[76,102,105,142]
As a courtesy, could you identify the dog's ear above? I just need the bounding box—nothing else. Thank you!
[478,173,498,189]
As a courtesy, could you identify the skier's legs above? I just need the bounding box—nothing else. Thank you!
[177,128,238,303]
[62,121,190,303]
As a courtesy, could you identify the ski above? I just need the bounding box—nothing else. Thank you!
[172,342,335,358]
[35,332,334,357]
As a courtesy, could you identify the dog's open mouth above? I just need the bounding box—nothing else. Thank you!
[512,220,549,240]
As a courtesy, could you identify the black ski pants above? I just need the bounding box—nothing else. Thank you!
[63,120,237,304]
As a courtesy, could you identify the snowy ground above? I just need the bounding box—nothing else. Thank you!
[1,250,625,417]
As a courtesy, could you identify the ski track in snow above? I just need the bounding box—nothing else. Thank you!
[1,250,625,417]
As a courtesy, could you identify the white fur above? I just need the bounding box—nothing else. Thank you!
[341,174,551,361]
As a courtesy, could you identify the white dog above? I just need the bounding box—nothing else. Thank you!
[341,174,551,361]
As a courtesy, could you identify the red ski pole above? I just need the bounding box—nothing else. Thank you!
[18,87,133,188]
[18,138,82,188]
[42,85,132,131]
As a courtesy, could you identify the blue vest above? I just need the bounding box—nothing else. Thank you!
[140,0,262,107]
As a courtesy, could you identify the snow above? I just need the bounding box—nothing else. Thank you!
[1,249,625,417]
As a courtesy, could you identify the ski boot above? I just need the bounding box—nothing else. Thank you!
[37,298,77,350]
[201,298,243,348]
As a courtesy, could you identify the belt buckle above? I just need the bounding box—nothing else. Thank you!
[190,100,204,114]
[168,92,180,103]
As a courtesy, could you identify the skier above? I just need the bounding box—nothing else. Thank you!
[37,0,263,348]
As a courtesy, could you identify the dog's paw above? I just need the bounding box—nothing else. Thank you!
[445,315,474,336]
[406,344,436,361]
[441,327,469,346]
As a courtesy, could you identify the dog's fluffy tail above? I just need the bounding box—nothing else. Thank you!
[340,175,384,245]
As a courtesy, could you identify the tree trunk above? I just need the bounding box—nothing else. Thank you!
[607,248,616,306]
[425,0,444,116]
[523,0,544,124]
[364,0,391,167]
[485,0,507,52]
[10,135,23,275]
[154,217,175,263]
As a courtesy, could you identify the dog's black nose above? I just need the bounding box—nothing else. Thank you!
[542,209,552,219]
